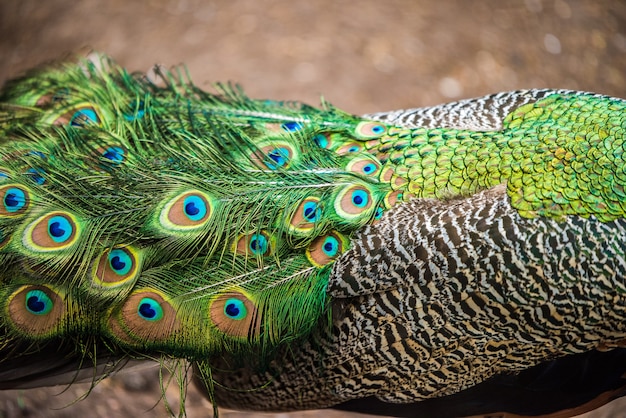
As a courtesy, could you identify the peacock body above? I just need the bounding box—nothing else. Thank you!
[0,54,625,417]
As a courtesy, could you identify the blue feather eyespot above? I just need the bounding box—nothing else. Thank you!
[24,211,80,252]
[248,234,268,255]
[252,142,297,170]
[70,108,99,127]
[96,145,127,171]
[5,189,26,210]
[266,148,290,169]
[374,206,385,220]
[53,105,100,127]
[160,190,213,231]
[334,184,375,220]
[26,151,46,159]
[306,231,348,267]
[281,121,303,132]
[303,201,321,222]
[25,289,54,315]
[137,297,164,321]
[47,215,73,243]
[362,163,377,174]
[93,245,141,287]
[0,171,10,181]
[102,146,126,164]
[336,142,363,156]
[8,285,65,337]
[124,100,145,121]
[26,168,45,185]
[355,121,388,138]
[234,231,273,256]
[345,157,381,177]
[321,236,339,257]
[288,197,322,236]
[351,189,369,208]
[210,291,258,338]
[0,185,30,216]
[114,290,179,342]
[183,195,208,222]
[109,249,133,275]
[223,298,247,320]
[312,134,330,149]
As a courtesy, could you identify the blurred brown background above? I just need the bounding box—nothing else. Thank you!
[0,0,625,417]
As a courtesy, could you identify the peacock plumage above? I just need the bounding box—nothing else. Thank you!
[1,54,626,417]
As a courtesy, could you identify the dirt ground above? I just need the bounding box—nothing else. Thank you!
[0,0,625,417]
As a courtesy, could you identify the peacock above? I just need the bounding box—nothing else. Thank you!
[1,53,626,417]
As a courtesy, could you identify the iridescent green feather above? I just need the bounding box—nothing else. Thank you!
[0,54,625,411]
[0,55,390,370]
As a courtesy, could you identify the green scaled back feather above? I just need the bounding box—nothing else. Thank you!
[357,95,626,220]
